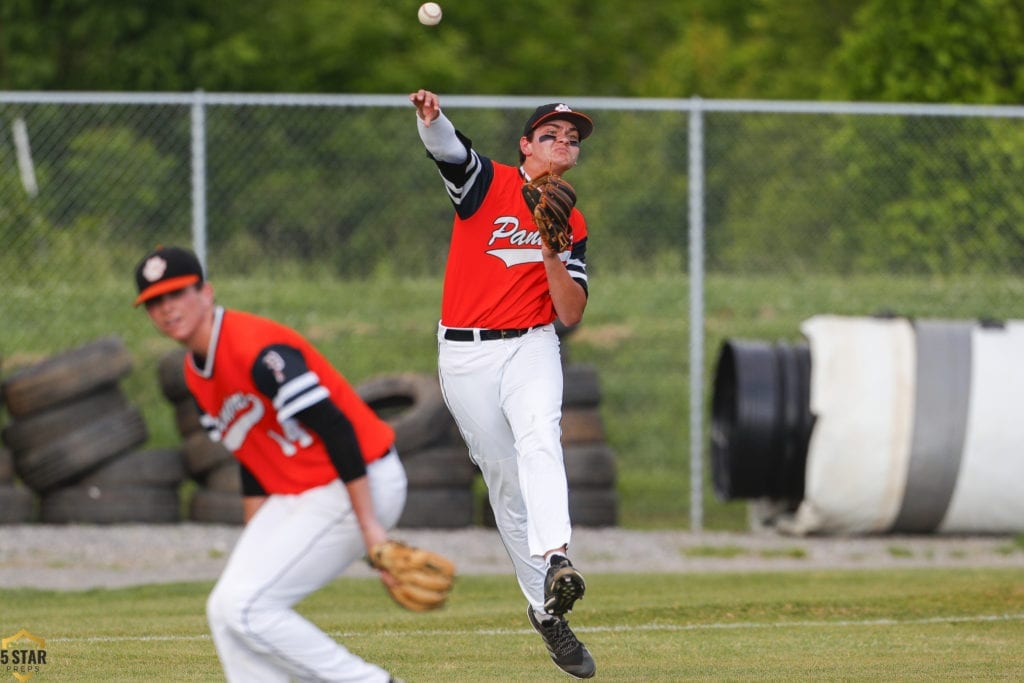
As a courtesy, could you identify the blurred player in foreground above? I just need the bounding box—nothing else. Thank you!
[133,245,408,683]
[410,89,597,679]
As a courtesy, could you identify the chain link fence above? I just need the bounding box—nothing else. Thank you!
[2,93,1022,528]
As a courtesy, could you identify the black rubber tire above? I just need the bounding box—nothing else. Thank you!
[0,484,35,523]
[564,444,617,488]
[1,336,133,418]
[0,447,13,484]
[397,488,474,528]
[157,348,191,402]
[357,373,452,454]
[2,385,128,453]
[189,488,243,524]
[401,445,478,488]
[562,364,602,408]
[569,488,618,527]
[40,486,180,524]
[203,461,241,493]
[174,398,202,436]
[13,406,149,493]
[182,431,234,479]
[77,448,186,488]
[560,408,607,444]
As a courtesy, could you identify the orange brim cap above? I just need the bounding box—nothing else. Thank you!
[134,274,201,306]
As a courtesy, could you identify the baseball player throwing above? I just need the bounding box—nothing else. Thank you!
[133,245,408,683]
[410,89,596,678]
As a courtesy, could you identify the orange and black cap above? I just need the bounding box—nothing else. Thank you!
[523,103,594,141]
[133,245,203,306]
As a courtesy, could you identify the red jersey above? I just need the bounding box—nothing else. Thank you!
[184,307,394,494]
[440,161,589,329]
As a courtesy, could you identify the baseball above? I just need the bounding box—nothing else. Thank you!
[418,2,442,26]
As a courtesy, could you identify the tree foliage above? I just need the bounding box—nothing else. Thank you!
[2,0,1022,103]
[3,1,1023,280]
[829,0,1024,103]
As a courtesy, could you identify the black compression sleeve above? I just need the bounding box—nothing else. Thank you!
[295,399,368,483]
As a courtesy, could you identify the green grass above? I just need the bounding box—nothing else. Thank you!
[1,568,1022,681]
[4,270,1023,530]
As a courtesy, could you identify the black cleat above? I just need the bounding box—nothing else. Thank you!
[528,606,596,679]
[544,555,586,617]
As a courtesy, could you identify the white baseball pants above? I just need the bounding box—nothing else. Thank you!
[206,450,407,682]
[437,322,572,611]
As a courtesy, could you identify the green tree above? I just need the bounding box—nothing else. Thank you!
[829,0,1024,103]
[634,0,863,99]
[730,0,862,99]
[4,0,1023,103]
[0,0,272,90]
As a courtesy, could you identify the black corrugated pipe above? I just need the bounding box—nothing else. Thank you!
[710,339,813,502]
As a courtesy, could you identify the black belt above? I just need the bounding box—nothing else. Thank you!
[444,326,539,341]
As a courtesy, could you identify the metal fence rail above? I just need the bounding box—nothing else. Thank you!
[3,92,1023,528]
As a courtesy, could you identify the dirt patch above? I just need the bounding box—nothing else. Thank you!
[0,525,1021,590]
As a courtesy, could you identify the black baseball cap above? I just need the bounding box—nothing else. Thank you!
[523,103,594,141]
[134,245,204,306]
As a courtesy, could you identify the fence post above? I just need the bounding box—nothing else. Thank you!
[191,89,208,270]
[688,96,705,531]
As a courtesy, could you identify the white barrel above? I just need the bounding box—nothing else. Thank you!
[790,315,916,534]
[939,321,1024,532]
[788,315,1024,535]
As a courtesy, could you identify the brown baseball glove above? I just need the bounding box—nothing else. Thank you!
[522,173,577,252]
[368,540,456,612]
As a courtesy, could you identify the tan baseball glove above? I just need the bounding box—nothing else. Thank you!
[522,173,577,252]
[368,540,456,612]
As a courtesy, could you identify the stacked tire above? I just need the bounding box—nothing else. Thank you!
[0,443,33,522]
[0,354,36,523]
[556,323,619,526]
[561,364,618,527]
[357,373,476,528]
[1,336,183,524]
[157,348,242,524]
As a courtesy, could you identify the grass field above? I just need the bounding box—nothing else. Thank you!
[2,568,1022,681]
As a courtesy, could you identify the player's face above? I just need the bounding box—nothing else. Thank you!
[144,284,213,349]
[524,120,581,175]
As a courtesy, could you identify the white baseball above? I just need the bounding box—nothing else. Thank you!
[418,2,442,26]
